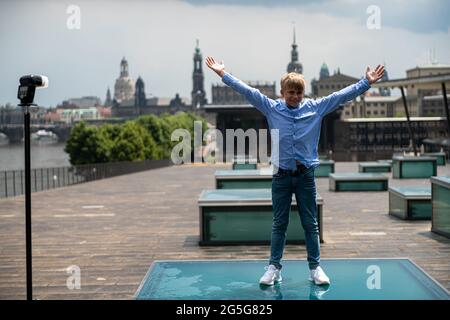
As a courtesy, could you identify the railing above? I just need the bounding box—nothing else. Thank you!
[0,159,172,199]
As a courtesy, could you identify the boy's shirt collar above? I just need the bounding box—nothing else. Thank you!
[286,104,298,110]
[280,98,299,110]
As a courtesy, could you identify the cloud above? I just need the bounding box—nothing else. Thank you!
[0,0,449,107]
[183,0,450,34]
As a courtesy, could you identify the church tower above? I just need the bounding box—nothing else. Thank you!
[135,76,146,115]
[319,62,330,80]
[286,25,303,74]
[191,39,207,108]
[379,63,391,96]
[105,87,112,106]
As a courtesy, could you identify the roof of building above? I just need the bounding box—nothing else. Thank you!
[343,117,445,122]
[372,73,450,88]
[61,108,98,115]
[423,94,450,100]
[116,96,191,108]
[314,73,359,83]
[213,80,275,87]
[407,64,450,72]
[363,96,402,103]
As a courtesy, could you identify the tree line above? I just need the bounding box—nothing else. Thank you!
[65,112,208,165]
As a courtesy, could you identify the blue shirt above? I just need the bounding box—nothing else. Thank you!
[222,72,371,170]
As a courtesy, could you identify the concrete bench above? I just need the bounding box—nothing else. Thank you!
[329,173,388,191]
[359,162,392,173]
[215,168,273,189]
[198,188,323,245]
[431,176,450,239]
[392,156,437,179]
[315,160,335,177]
[422,152,446,166]
[232,156,258,170]
[232,162,258,170]
[389,186,431,220]
[217,161,333,189]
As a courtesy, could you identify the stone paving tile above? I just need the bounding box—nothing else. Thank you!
[0,162,449,299]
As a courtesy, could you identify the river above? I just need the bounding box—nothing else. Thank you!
[0,142,70,171]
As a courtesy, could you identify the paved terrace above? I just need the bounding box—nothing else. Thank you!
[0,162,449,299]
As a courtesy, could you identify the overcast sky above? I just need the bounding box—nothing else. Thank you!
[1,0,449,107]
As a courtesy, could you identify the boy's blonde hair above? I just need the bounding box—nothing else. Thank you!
[280,72,305,92]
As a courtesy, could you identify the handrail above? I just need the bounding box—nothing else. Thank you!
[0,159,171,199]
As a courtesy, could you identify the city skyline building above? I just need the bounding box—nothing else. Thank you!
[286,24,303,74]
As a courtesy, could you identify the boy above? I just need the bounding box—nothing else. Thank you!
[206,56,384,286]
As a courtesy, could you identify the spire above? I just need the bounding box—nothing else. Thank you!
[287,23,303,74]
[192,39,206,108]
[379,61,390,96]
[105,87,112,106]
[293,23,296,45]
[120,56,129,77]
[195,38,200,53]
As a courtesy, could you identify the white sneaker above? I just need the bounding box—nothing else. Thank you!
[259,265,282,286]
[309,266,330,285]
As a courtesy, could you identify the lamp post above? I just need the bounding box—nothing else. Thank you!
[17,75,48,301]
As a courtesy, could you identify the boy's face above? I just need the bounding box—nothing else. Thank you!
[281,87,304,108]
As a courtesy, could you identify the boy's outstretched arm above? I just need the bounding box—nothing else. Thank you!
[205,56,275,116]
[315,64,385,117]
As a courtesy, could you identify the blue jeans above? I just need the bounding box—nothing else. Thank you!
[269,166,320,270]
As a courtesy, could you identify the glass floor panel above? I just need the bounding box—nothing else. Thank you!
[233,163,258,170]
[200,189,272,202]
[199,189,322,203]
[135,259,449,300]
[331,173,387,179]
[433,176,450,186]
[215,168,273,177]
[389,186,431,198]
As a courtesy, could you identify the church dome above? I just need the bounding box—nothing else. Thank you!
[114,57,135,102]
[320,62,330,80]
[114,76,135,102]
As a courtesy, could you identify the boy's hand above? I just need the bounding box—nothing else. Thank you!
[365,65,385,84]
[206,56,225,78]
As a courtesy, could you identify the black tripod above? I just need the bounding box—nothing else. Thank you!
[18,102,34,301]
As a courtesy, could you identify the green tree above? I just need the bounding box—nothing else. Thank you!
[110,121,157,162]
[65,122,110,165]
[99,123,121,142]
[65,112,208,165]
[162,112,208,147]
[135,115,167,158]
